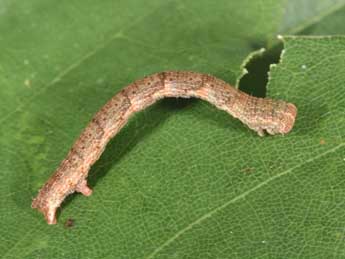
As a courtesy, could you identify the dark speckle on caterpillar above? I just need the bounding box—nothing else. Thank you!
[32,71,297,224]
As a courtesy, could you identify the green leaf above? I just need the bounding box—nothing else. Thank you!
[279,0,345,33]
[1,1,345,258]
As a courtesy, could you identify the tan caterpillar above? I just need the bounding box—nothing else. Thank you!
[32,71,297,224]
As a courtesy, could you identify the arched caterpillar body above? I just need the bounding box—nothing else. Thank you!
[32,71,297,224]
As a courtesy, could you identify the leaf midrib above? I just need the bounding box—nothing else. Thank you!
[284,2,345,35]
[145,142,345,259]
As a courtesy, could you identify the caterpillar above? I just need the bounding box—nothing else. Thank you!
[32,71,297,224]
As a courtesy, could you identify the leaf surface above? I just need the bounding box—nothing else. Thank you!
[1,1,345,258]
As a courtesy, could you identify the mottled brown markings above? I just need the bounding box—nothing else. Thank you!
[252,97,259,116]
[124,73,165,111]
[32,71,297,224]
[94,92,131,130]
[73,121,104,158]
[216,81,239,110]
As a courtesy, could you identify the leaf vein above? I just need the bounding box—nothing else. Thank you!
[0,0,174,126]
[145,142,345,259]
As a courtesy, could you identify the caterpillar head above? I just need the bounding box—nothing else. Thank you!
[264,102,297,136]
[265,102,297,135]
[248,101,297,136]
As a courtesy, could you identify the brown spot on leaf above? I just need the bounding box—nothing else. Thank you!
[64,218,74,228]
[241,167,255,174]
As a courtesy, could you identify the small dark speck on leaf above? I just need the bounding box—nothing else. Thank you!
[241,167,255,174]
[64,218,74,228]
